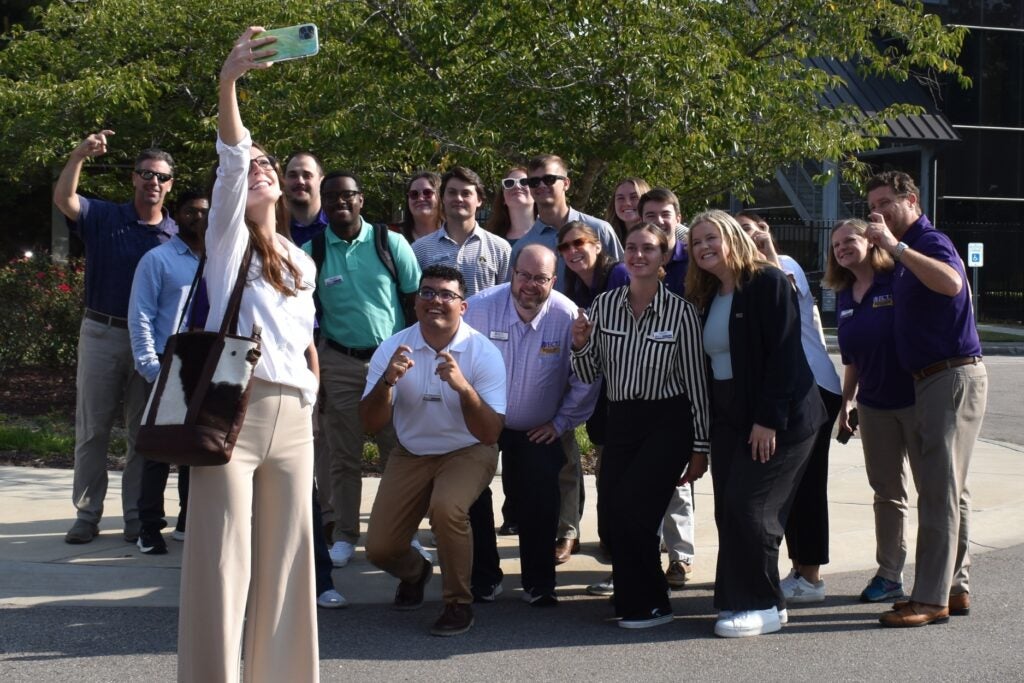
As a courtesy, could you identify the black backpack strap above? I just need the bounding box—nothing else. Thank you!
[373,223,399,284]
[311,231,326,326]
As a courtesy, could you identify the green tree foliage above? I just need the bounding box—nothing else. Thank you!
[0,0,966,221]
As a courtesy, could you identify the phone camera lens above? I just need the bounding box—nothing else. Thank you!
[300,26,313,39]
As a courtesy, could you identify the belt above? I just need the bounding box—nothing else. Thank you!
[326,338,377,361]
[84,308,128,329]
[912,356,982,381]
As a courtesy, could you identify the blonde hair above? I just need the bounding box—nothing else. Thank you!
[822,218,895,291]
[685,209,771,310]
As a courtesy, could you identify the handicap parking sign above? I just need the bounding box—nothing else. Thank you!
[968,243,984,268]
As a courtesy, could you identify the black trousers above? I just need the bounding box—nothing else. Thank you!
[784,386,842,566]
[138,459,189,534]
[710,380,815,611]
[312,483,334,597]
[470,428,563,595]
[601,395,692,619]
[498,448,519,528]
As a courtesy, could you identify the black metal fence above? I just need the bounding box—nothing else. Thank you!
[769,220,1024,325]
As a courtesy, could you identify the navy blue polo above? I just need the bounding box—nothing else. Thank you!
[70,196,177,317]
[891,215,981,374]
[836,272,914,410]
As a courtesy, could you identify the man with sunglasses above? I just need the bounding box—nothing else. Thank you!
[361,265,506,636]
[53,129,178,545]
[302,170,421,569]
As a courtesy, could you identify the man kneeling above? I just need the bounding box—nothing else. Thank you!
[360,265,506,636]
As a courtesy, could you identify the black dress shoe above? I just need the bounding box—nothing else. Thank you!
[497,522,519,536]
[394,557,432,611]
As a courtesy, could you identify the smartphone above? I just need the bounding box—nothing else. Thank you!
[836,408,859,444]
[254,24,319,63]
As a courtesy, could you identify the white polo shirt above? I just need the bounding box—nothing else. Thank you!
[363,320,507,456]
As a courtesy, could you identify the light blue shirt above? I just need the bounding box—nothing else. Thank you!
[704,291,734,380]
[464,283,599,434]
[128,235,202,383]
[508,208,623,295]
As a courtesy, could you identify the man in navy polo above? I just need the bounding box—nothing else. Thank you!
[284,151,328,247]
[864,171,987,628]
[53,129,177,544]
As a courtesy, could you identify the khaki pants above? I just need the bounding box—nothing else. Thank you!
[908,362,987,606]
[177,379,317,683]
[320,344,398,544]
[557,431,582,539]
[366,443,497,604]
[72,318,148,526]
[857,402,915,582]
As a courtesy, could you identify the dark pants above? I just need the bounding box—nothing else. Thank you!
[499,449,519,528]
[784,387,842,566]
[137,459,189,534]
[312,483,334,597]
[471,428,564,595]
[710,380,815,611]
[602,395,692,620]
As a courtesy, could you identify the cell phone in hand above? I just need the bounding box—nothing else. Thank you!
[254,24,320,63]
[837,407,859,444]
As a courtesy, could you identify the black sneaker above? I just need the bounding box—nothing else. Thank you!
[137,528,168,555]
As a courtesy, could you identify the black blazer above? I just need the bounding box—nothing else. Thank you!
[703,266,826,445]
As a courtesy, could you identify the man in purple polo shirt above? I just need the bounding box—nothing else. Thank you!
[283,151,328,247]
[53,130,177,544]
[464,244,599,605]
[864,171,987,628]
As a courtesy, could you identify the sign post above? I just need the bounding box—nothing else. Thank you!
[967,242,984,322]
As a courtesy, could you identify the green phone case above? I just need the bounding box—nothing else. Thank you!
[255,24,319,63]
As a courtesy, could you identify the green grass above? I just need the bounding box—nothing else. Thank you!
[0,414,75,456]
[980,330,1024,342]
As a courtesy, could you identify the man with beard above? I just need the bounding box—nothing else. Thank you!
[54,130,178,544]
[303,171,421,569]
[463,245,598,605]
[127,189,208,554]
[284,152,328,246]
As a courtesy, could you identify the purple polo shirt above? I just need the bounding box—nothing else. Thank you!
[836,272,914,409]
[606,240,689,296]
[892,215,982,374]
[70,196,177,317]
[290,209,328,247]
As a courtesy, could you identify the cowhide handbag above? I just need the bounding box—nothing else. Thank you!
[135,244,262,466]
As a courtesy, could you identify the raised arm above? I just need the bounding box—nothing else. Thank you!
[53,130,115,222]
[218,27,276,146]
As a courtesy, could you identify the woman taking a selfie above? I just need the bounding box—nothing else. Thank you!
[177,28,319,682]
[686,210,825,639]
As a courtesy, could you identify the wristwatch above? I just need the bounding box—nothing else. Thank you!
[893,241,909,262]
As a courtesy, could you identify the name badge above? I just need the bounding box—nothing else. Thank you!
[872,294,894,308]
[423,394,442,402]
[324,275,343,287]
[839,308,854,319]
[540,341,561,355]
[489,330,509,341]
[649,330,674,342]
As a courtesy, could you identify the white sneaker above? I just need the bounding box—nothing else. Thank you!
[720,608,786,623]
[714,608,782,638]
[170,529,185,542]
[317,589,349,609]
[411,538,434,563]
[780,570,826,604]
[778,607,788,624]
[329,541,355,568]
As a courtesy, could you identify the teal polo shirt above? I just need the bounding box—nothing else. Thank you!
[302,218,421,348]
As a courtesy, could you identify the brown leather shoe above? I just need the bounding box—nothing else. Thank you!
[893,592,970,616]
[879,601,949,627]
[394,557,432,611]
[430,601,474,636]
[554,538,578,565]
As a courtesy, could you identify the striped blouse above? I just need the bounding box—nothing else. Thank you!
[571,283,710,453]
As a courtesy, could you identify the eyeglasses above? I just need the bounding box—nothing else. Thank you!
[416,287,463,303]
[323,190,362,203]
[557,237,589,253]
[249,155,277,173]
[135,169,173,183]
[525,174,566,189]
[408,188,436,200]
[501,177,530,190]
[513,270,553,286]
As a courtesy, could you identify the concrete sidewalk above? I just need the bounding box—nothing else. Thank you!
[2,435,1023,609]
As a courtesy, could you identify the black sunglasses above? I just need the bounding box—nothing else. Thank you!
[526,174,566,189]
[557,237,588,253]
[135,169,173,183]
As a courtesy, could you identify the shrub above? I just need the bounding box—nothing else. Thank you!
[0,253,84,372]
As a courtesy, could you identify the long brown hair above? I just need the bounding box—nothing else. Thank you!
[823,218,894,291]
[556,220,615,300]
[484,166,535,238]
[606,177,651,242]
[685,209,771,310]
[247,143,303,296]
[401,171,442,242]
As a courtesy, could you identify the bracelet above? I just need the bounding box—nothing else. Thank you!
[893,241,909,262]
[382,375,396,387]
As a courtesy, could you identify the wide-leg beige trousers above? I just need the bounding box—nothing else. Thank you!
[178,378,318,683]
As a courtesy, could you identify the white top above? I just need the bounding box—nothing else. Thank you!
[206,132,319,404]
[778,254,841,394]
[363,321,507,456]
[703,291,733,380]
